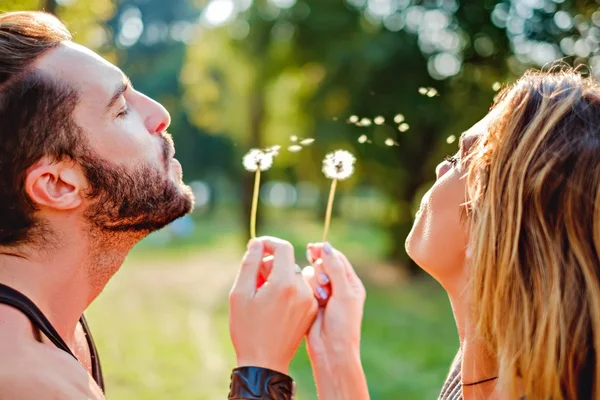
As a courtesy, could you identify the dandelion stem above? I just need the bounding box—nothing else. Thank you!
[250,169,261,238]
[323,178,337,242]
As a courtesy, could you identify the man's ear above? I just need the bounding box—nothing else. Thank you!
[25,157,84,211]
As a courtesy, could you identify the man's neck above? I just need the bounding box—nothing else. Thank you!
[0,229,136,347]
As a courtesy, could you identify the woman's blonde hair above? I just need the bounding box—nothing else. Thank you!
[467,70,600,399]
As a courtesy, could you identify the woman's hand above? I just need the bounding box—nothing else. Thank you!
[229,237,318,375]
[304,242,369,400]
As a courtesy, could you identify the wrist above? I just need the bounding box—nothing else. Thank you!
[236,356,290,376]
[310,349,368,400]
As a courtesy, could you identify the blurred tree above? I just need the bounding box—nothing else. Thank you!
[183,0,600,273]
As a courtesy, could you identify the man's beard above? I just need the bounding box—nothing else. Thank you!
[78,146,194,235]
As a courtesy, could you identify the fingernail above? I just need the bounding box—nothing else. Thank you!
[316,286,328,300]
[306,249,314,264]
[319,272,330,285]
[323,242,333,255]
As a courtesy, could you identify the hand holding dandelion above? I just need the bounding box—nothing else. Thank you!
[322,150,356,242]
[243,149,276,238]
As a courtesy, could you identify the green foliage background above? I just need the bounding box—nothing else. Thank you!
[3,0,600,398]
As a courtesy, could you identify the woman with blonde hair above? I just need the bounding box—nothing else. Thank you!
[305,69,600,399]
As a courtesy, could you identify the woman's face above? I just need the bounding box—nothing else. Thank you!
[405,114,492,287]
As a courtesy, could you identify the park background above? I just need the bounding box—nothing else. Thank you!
[4,0,600,398]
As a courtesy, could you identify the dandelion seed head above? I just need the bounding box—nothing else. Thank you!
[322,150,356,180]
[243,149,275,172]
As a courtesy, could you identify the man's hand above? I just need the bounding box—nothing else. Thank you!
[229,237,318,375]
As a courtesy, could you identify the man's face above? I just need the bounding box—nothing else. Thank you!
[37,42,194,233]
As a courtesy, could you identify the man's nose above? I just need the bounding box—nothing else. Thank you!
[141,93,171,135]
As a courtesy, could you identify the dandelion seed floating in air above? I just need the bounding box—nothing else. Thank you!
[446,135,456,144]
[394,114,405,123]
[418,87,428,95]
[385,138,399,146]
[492,82,501,92]
[348,115,359,124]
[288,145,303,152]
[300,138,315,145]
[321,150,356,241]
[398,123,410,132]
[427,88,438,97]
[358,134,368,144]
[374,116,385,125]
[268,145,281,154]
[360,118,372,127]
[290,135,298,142]
[243,148,276,238]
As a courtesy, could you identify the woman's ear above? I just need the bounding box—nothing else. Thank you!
[25,157,84,211]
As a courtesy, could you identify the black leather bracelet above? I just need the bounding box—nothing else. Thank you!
[228,366,295,400]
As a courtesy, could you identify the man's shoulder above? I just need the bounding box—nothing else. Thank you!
[0,334,104,399]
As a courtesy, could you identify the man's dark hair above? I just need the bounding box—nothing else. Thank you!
[0,11,81,245]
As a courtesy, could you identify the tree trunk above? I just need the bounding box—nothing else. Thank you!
[43,0,58,15]
[241,72,266,242]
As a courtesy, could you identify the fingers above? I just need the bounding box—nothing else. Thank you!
[256,255,274,289]
[302,266,328,306]
[308,243,360,285]
[307,245,332,300]
[319,243,350,291]
[231,239,264,296]
[332,249,361,284]
[260,237,296,286]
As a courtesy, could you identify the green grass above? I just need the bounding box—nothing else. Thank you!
[87,209,458,399]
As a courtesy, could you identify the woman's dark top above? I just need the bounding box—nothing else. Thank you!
[0,283,105,392]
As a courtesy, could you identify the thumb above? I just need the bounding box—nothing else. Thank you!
[308,308,324,342]
[320,242,349,294]
[231,239,264,297]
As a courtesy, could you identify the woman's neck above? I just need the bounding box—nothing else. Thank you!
[447,289,500,400]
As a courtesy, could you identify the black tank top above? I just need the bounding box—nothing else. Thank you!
[0,283,105,393]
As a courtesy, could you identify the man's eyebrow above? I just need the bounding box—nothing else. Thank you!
[106,76,132,111]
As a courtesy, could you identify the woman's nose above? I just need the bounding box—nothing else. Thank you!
[436,161,451,180]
